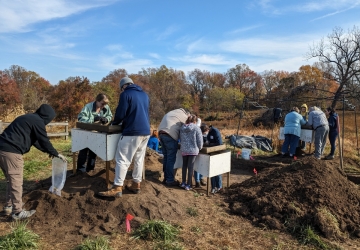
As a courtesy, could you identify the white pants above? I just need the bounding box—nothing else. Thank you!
[114,135,150,186]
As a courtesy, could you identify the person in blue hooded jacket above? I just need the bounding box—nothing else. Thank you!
[281,107,307,158]
[99,77,150,198]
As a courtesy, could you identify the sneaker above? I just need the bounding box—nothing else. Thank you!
[185,185,191,191]
[325,155,334,160]
[200,179,207,186]
[2,206,12,216]
[180,182,186,188]
[195,182,200,188]
[211,188,217,194]
[12,210,36,220]
[76,166,86,174]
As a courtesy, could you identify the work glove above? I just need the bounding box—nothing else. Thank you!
[57,154,68,163]
[100,117,108,124]
[94,115,100,122]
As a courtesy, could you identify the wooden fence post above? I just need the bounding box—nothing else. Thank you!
[65,121,68,140]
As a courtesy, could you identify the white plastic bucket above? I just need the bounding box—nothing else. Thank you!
[241,148,251,160]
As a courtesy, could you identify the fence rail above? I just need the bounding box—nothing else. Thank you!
[0,120,69,140]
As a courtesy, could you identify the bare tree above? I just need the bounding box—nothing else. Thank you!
[307,26,360,107]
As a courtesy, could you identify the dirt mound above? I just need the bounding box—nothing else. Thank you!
[226,157,360,240]
[5,150,192,246]
[253,108,284,127]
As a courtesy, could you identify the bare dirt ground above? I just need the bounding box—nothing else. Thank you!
[1,148,360,250]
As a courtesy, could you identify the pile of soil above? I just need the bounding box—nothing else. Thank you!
[14,151,192,246]
[226,157,360,240]
[1,148,360,249]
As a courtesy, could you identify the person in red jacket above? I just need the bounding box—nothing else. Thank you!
[0,104,67,220]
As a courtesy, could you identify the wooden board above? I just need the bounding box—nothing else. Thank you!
[76,122,122,133]
[200,144,226,153]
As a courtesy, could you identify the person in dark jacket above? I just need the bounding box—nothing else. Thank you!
[325,107,340,160]
[0,104,67,220]
[76,93,112,173]
[206,125,223,194]
[179,115,203,191]
[99,77,150,197]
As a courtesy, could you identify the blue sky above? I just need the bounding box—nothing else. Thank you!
[1,0,360,85]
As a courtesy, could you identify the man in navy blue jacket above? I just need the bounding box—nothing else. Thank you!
[99,77,150,197]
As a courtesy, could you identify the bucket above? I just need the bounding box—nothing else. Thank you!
[241,148,251,160]
[49,158,67,196]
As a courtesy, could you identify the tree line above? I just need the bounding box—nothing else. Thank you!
[1,26,359,123]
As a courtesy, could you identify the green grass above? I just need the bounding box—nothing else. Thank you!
[285,219,329,249]
[299,225,328,249]
[74,236,111,250]
[153,241,184,250]
[131,220,180,242]
[190,226,202,234]
[0,220,40,250]
[186,207,198,217]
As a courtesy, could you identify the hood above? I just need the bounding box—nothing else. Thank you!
[125,84,143,92]
[182,123,196,132]
[300,104,308,112]
[35,104,56,125]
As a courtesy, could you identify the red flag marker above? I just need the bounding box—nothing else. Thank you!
[253,168,258,175]
[126,213,134,233]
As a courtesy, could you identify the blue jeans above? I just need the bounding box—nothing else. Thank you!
[314,126,329,158]
[329,130,338,156]
[211,175,222,189]
[159,134,178,183]
[194,171,203,182]
[281,134,300,156]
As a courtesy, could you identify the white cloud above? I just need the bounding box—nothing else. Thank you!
[254,0,360,15]
[149,53,160,59]
[99,54,152,71]
[219,36,317,58]
[156,25,179,40]
[0,0,118,33]
[106,44,124,51]
[310,4,360,21]
[250,56,317,73]
[171,54,232,66]
[226,25,263,35]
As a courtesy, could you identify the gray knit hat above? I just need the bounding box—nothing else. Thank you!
[119,77,134,89]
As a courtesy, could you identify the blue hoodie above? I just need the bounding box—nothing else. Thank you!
[113,84,150,136]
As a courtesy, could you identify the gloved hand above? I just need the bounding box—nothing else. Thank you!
[100,117,108,124]
[94,116,100,122]
[57,154,68,163]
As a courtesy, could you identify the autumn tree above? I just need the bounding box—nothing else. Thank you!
[203,87,244,114]
[3,65,51,112]
[307,26,360,107]
[142,65,187,114]
[100,68,128,103]
[48,76,93,121]
[0,71,21,116]
[226,64,262,98]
